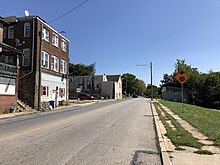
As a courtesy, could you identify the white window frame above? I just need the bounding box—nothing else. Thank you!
[52,33,59,47]
[59,88,65,98]
[60,59,67,74]
[51,55,59,72]
[24,23,30,37]
[41,51,49,69]
[8,26,14,39]
[61,40,67,52]
[22,48,30,66]
[42,28,49,42]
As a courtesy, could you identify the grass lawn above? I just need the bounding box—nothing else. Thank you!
[160,100,220,147]
[153,102,202,149]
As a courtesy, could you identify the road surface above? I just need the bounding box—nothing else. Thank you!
[0,98,161,165]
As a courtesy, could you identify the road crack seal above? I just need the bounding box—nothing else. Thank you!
[130,150,160,165]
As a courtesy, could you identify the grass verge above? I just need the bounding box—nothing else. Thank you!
[160,100,220,147]
[194,150,214,155]
[153,102,202,149]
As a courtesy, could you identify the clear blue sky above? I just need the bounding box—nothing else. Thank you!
[1,0,220,86]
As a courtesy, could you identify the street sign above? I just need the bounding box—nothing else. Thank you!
[175,71,190,113]
[76,88,81,93]
[175,71,190,85]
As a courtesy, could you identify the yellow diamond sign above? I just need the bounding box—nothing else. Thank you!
[175,71,190,85]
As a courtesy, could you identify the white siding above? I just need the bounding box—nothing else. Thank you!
[0,84,15,95]
[41,73,67,102]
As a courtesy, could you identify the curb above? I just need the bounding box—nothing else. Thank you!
[0,111,38,120]
[151,101,173,165]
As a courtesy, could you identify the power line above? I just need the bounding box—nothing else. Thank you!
[153,74,160,86]
[48,0,89,24]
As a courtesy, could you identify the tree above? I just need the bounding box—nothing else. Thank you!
[145,84,160,98]
[122,73,137,95]
[69,63,96,76]
[135,79,146,95]
[161,73,176,87]
[122,73,147,96]
[161,59,220,109]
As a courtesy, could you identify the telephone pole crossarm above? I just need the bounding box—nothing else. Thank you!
[136,62,153,101]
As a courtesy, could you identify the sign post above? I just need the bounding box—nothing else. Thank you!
[174,71,190,112]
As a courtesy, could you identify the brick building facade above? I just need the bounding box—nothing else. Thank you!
[3,16,69,109]
[0,17,22,113]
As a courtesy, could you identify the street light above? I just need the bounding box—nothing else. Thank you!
[136,62,153,101]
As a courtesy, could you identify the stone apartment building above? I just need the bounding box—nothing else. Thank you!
[69,75,122,99]
[0,17,22,113]
[3,15,69,109]
[161,86,189,103]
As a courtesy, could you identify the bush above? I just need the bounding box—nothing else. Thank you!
[3,107,14,114]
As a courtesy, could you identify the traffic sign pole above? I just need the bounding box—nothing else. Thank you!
[175,71,190,113]
[181,84,183,113]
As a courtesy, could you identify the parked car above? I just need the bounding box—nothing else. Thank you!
[91,94,104,100]
[132,94,138,98]
[77,93,94,100]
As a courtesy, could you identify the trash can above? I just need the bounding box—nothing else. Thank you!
[49,101,55,109]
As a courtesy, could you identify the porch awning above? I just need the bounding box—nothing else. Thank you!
[0,42,22,55]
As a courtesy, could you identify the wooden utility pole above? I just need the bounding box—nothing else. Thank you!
[38,24,43,111]
[150,62,153,101]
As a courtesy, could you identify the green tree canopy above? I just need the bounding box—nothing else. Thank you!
[161,59,220,109]
[122,73,147,96]
[69,63,96,76]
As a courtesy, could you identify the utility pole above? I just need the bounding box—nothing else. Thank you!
[150,62,153,101]
[136,62,153,101]
[37,24,43,111]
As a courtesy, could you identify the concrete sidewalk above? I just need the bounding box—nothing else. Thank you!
[151,100,220,165]
[0,99,103,120]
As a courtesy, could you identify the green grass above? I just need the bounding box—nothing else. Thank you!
[153,102,203,149]
[160,100,220,147]
[194,150,214,155]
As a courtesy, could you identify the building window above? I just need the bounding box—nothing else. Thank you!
[42,28,49,42]
[51,55,59,72]
[42,86,49,96]
[22,48,30,66]
[61,40,67,52]
[52,33,59,47]
[24,23,30,37]
[97,84,99,89]
[60,59,67,74]
[87,84,91,90]
[41,51,49,69]
[5,56,14,65]
[59,88,65,98]
[8,26,14,39]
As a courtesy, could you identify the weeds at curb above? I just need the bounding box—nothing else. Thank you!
[153,102,203,149]
[194,150,214,155]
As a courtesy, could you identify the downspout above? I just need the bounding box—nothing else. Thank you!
[19,17,35,79]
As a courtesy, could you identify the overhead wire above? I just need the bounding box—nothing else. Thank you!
[152,73,160,86]
[48,0,89,24]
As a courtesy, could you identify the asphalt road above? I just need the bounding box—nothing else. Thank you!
[0,98,161,165]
